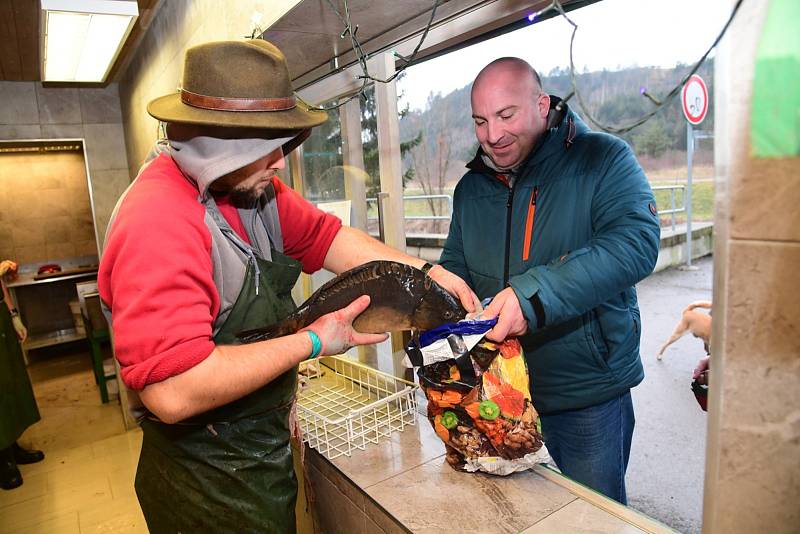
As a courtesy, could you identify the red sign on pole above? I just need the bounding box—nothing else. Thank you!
[682,74,708,125]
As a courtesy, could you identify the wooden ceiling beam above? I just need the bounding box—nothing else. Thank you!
[13,0,40,81]
[0,0,23,81]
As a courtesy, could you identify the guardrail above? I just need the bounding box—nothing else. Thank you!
[652,185,686,231]
[364,188,685,231]
[366,194,453,222]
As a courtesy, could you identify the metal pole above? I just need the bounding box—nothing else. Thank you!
[376,191,389,243]
[671,187,676,231]
[686,122,694,267]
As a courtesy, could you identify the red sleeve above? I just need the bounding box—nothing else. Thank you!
[273,176,342,273]
[98,155,218,390]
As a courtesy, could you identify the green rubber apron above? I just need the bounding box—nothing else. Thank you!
[0,300,41,450]
[134,251,302,533]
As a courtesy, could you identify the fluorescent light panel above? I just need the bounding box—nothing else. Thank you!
[41,0,138,82]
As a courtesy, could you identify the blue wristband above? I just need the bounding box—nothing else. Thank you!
[306,330,322,359]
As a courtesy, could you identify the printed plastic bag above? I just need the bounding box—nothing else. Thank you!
[407,321,549,475]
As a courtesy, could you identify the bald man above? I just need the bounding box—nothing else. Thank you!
[440,58,660,503]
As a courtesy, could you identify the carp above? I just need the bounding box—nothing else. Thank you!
[237,260,466,343]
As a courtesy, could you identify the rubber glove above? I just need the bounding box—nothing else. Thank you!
[12,315,27,343]
[302,295,388,356]
[693,356,710,383]
[0,260,17,277]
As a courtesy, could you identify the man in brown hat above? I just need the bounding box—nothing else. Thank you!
[98,39,475,533]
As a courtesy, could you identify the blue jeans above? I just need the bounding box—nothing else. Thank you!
[540,391,634,504]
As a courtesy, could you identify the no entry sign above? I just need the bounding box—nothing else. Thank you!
[682,74,708,125]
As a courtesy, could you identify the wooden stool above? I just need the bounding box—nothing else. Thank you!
[76,282,116,404]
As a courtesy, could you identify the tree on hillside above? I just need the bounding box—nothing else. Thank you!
[300,103,342,200]
[360,83,421,198]
[407,92,466,233]
[633,119,671,158]
[409,128,452,233]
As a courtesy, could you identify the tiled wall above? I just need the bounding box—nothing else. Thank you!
[704,0,800,531]
[0,82,131,247]
[118,0,301,177]
[0,151,96,263]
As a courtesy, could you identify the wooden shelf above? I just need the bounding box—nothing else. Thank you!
[32,266,98,281]
[7,270,97,288]
[24,328,86,351]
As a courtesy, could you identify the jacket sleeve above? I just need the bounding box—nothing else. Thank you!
[509,138,660,328]
[438,184,473,286]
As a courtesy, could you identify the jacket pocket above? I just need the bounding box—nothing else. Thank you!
[525,331,613,400]
[583,311,612,372]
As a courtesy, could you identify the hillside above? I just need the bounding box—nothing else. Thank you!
[399,60,715,188]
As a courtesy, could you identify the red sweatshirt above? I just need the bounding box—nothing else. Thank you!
[98,154,341,390]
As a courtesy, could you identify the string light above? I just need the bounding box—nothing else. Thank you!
[640,87,663,106]
[260,0,742,129]
[527,1,557,24]
[290,0,441,111]
[537,0,744,135]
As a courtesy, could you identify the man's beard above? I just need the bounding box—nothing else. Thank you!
[228,185,262,208]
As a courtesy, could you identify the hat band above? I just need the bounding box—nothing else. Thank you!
[181,89,296,112]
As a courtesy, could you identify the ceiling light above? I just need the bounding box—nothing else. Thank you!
[41,0,138,83]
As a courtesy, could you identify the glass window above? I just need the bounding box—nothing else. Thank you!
[397,0,725,232]
[300,104,344,202]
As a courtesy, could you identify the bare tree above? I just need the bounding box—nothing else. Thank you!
[410,124,452,234]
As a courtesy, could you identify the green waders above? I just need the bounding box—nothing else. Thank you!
[134,251,302,533]
[0,302,41,451]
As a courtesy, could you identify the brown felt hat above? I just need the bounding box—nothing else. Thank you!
[147,40,327,133]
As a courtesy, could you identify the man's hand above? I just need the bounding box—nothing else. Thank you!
[426,265,478,314]
[12,316,27,342]
[482,287,528,341]
[693,355,710,383]
[302,295,389,355]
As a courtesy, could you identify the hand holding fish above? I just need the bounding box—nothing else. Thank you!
[301,295,389,355]
[425,264,478,314]
[482,287,528,342]
[236,261,467,343]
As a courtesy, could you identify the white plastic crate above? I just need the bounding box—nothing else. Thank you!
[296,356,418,460]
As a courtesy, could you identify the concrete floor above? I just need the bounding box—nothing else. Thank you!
[628,255,713,534]
[2,344,146,533]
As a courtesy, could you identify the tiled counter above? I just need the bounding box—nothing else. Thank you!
[302,411,675,534]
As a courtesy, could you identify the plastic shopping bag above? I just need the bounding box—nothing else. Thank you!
[406,320,549,475]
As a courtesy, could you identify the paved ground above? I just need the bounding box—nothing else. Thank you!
[627,255,713,533]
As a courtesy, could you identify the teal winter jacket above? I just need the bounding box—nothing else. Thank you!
[440,99,660,415]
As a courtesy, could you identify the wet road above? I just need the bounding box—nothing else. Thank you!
[627,255,713,533]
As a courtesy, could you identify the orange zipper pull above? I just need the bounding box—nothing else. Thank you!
[522,187,539,261]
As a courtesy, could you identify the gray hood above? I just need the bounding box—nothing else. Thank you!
[480,153,522,186]
[169,135,294,198]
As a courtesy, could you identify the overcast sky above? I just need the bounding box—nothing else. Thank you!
[397,0,731,111]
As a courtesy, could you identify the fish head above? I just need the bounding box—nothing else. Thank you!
[412,280,467,330]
